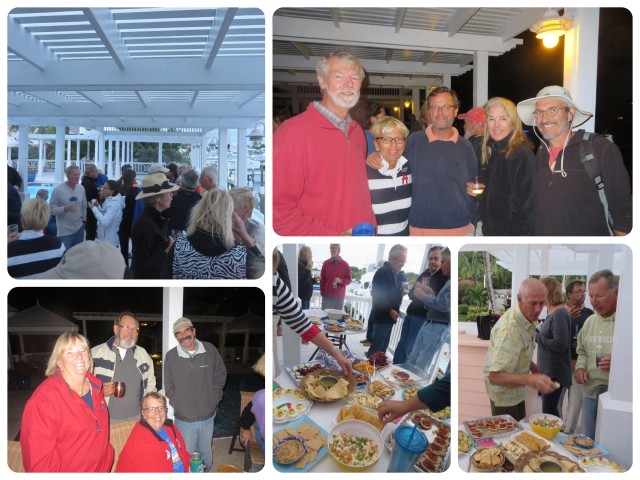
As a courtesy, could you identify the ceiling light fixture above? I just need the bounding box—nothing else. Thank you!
[530,8,573,49]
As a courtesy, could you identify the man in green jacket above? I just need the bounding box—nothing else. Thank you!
[575,269,618,440]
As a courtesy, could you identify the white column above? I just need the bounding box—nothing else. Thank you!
[97,129,105,173]
[18,125,29,195]
[472,51,489,108]
[595,246,632,469]
[66,140,71,163]
[282,244,301,367]
[238,128,248,188]
[442,74,452,89]
[511,245,531,294]
[198,135,208,171]
[38,141,45,175]
[158,142,163,164]
[563,8,599,132]
[218,129,229,189]
[55,127,66,182]
[162,287,184,393]
[76,140,80,165]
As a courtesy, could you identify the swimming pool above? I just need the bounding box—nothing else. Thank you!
[26,183,55,199]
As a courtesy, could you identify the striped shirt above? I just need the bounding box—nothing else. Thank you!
[367,155,412,235]
[8,230,66,278]
[273,273,320,341]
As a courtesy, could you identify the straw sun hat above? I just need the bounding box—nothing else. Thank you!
[135,173,179,200]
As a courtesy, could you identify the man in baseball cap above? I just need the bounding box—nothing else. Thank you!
[516,86,631,236]
[163,317,227,471]
[458,107,486,160]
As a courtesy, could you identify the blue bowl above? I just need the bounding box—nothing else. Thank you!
[273,436,307,464]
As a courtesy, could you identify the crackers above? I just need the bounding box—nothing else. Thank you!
[273,422,326,469]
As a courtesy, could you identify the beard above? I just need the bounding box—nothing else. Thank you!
[117,336,137,349]
[326,87,360,109]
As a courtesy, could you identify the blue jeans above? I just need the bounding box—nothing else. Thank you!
[367,322,394,357]
[393,314,424,364]
[542,386,564,417]
[174,414,215,471]
[582,395,598,440]
[59,225,85,250]
[407,321,450,372]
[300,299,310,310]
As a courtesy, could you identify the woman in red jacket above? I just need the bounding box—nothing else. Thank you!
[116,392,190,472]
[20,332,114,472]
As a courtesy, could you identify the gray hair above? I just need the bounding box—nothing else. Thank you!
[388,244,408,261]
[181,168,199,190]
[588,269,618,292]
[316,50,365,81]
[201,165,218,182]
[36,189,49,201]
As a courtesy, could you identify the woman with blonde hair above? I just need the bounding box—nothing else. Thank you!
[8,198,66,278]
[297,245,317,309]
[467,97,537,236]
[20,332,114,472]
[167,189,263,279]
[230,187,265,255]
[536,276,572,416]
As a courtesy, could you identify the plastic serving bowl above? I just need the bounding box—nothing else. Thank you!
[327,420,384,471]
[324,309,347,321]
[528,413,563,440]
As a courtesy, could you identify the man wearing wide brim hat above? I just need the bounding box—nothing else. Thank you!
[130,173,180,278]
[516,86,631,236]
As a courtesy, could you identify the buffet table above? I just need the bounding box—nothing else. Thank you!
[273,364,450,473]
[457,419,624,473]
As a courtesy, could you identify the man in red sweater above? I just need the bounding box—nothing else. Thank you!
[273,50,376,235]
[320,244,352,310]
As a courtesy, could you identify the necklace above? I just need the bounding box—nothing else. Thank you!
[70,377,88,396]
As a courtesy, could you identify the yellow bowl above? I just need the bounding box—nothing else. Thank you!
[529,413,563,440]
[327,420,383,471]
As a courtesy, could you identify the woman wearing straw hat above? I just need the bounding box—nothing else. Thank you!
[130,173,179,278]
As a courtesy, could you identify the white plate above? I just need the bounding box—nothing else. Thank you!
[273,391,313,423]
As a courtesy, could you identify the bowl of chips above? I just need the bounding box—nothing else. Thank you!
[529,413,563,440]
[327,420,384,471]
[471,447,505,472]
[273,436,307,465]
[299,368,356,402]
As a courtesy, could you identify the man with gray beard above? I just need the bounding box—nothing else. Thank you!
[274,50,376,235]
[91,312,157,423]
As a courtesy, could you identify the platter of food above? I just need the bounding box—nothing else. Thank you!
[335,404,385,432]
[556,434,608,458]
[402,387,451,420]
[579,456,625,472]
[463,414,522,440]
[346,390,382,415]
[324,324,346,333]
[344,318,365,331]
[273,416,329,472]
[299,368,356,402]
[493,431,550,464]
[384,413,451,472]
[458,430,474,457]
[367,380,395,400]
[377,363,427,389]
[286,361,325,385]
[327,420,384,471]
[272,388,313,423]
[514,450,584,472]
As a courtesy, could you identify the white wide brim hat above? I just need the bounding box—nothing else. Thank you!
[517,85,593,127]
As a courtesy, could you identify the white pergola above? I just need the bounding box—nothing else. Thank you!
[7,7,265,192]
[458,244,632,469]
[273,7,599,132]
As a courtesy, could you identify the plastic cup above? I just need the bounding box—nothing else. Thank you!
[387,425,428,472]
[8,224,19,242]
[472,176,485,195]
[245,218,260,237]
[352,222,376,236]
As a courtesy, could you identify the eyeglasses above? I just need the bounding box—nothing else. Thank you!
[143,406,168,414]
[532,106,568,118]
[428,105,455,113]
[117,324,139,333]
[375,136,406,145]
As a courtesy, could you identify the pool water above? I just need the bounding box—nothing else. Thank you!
[26,183,55,199]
